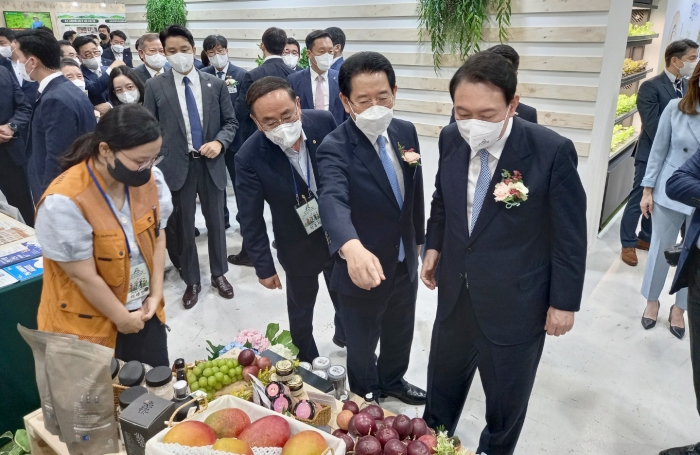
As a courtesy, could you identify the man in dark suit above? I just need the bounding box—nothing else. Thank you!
[287,30,347,128]
[200,34,248,232]
[235,76,345,361]
[326,27,345,71]
[98,24,111,50]
[0,28,39,104]
[73,35,124,114]
[620,39,698,267]
[14,30,96,200]
[62,30,76,43]
[283,37,303,72]
[317,52,426,404]
[0,65,34,224]
[230,27,293,266]
[143,25,237,309]
[449,44,537,125]
[133,33,169,83]
[662,150,700,455]
[102,30,133,68]
[420,52,586,455]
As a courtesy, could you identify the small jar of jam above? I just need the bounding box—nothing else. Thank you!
[287,374,304,397]
[293,399,316,420]
[275,360,294,382]
[272,394,293,413]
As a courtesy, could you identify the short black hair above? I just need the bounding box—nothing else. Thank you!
[98,24,110,33]
[339,51,395,98]
[261,27,287,56]
[305,30,332,52]
[160,25,194,48]
[246,76,296,114]
[325,27,346,52]
[72,35,97,54]
[110,30,127,42]
[58,40,72,48]
[60,58,80,69]
[36,26,53,34]
[286,37,300,54]
[449,51,517,104]
[203,34,228,51]
[665,39,700,67]
[488,44,520,72]
[109,65,145,106]
[134,36,142,51]
[15,29,61,70]
[0,28,15,41]
[62,30,76,41]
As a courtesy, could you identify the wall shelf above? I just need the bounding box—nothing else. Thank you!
[627,33,659,47]
[609,134,639,161]
[621,69,653,87]
[615,107,638,124]
[632,2,658,9]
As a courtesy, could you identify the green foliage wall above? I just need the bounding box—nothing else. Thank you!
[146,0,187,33]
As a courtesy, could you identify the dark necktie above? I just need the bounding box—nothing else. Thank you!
[217,71,225,80]
[377,135,405,261]
[675,78,684,98]
[183,76,204,151]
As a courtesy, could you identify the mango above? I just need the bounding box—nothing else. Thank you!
[162,421,216,446]
[212,438,254,455]
[238,415,290,448]
[204,408,251,438]
[282,430,327,455]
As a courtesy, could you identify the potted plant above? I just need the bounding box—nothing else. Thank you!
[418,0,511,70]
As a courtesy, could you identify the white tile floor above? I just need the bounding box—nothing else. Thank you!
[162,196,699,454]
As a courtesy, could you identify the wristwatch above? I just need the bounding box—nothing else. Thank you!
[7,123,18,138]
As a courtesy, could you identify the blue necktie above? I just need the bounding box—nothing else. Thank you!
[377,135,405,262]
[471,149,491,234]
[217,71,225,80]
[675,78,684,98]
[183,76,203,151]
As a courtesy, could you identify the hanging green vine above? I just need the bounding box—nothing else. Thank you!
[145,0,187,34]
[418,0,511,70]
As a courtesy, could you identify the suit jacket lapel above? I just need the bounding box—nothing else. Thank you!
[262,135,309,197]
[688,114,700,146]
[199,72,212,140]
[329,72,340,113]
[386,121,412,190]
[162,72,187,139]
[348,121,399,208]
[661,75,677,100]
[302,70,314,110]
[467,120,530,245]
[445,136,470,241]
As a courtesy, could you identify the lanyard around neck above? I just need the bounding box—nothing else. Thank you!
[289,149,312,205]
[86,160,132,256]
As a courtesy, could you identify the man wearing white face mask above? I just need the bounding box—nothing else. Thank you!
[73,35,125,115]
[317,52,426,404]
[287,30,347,128]
[143,25,238,309]
[60,59,87,92]
[283,38,303,72]
[102,30,133,68]
[420,52,587,455]
[0,28,39,104]
[234,76,344,361]
[134,33,169,83]
[13,29,96,200]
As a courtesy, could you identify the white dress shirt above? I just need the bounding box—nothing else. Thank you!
[363,130,405,200]
[214,62,229,78]
[264,55,282,62]
[665,68,679,84]
[146,65,161,78]
[172,69,204,153]
[466,118,514,229]
[282,131,317,194]
[310,67,330,110]
[38,72,63,93]
[10,60,23,87]
[113,51,123,61]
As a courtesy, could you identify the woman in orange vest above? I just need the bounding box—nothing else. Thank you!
[34,104,173,367]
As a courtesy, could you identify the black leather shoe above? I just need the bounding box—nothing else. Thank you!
[182,283,201,310]
[668,305,686,340]
[642,301,660,330]
[659,443,700,455]
[194,227,200,237]
[211,275,234,299]
[225,222,231,230]
[228,251,254,267]
[381,382,427,405]
[332,335,346,348]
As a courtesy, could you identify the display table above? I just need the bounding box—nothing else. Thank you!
[1,276,43,436]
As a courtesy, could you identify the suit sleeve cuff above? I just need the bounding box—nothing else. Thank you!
[641,178,655,188]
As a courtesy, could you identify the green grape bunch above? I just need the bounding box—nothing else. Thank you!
[186,358,244,402]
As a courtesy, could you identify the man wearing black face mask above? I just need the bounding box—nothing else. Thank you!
[98,24,111,50]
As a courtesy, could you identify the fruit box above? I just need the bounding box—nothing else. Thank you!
[145,395,346,455]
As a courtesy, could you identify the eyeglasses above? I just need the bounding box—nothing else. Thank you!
[114,83,138,94]
[81,50,101,59]
[256,108,300,130]
[206,49,228,56]
[119,152,164,171]
[348,95,394,111]
[283,50,300,57]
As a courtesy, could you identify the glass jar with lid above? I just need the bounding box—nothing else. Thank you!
[145,366,175,400]
[275,360,294,382]
[287,374,304,397]
[327,365,347,400]
[118,360,146,387]
[312,356,331,372]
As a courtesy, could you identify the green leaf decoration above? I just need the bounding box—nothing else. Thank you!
[274,330,293,347]
[13,431,29,453]
[266,323,280,342]
[244,340,253,349]
[8,446,22,455]
[205,340,224,360]
[0,433,12,444]
[298,47,310,69]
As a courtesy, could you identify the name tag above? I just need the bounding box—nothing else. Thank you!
[228,86,237,94]
[295,197,322,235]
[127,263,150,302]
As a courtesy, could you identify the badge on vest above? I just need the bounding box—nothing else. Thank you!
[228,86,237,94]
[127,263,150,302]
[295,195,322,235]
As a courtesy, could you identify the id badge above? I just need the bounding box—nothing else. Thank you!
[295,197,322,235]
[228,86,237,94]
[127,263,150,302]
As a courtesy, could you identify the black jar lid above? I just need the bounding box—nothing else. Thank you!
[118,360,145,387]
[119,386,147,410]
[145,366,173,388]
[111,358,120,379]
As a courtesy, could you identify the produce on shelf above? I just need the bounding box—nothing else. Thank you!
[622,59,648,77]
[611,125,637,151]
[629,22,655,36]
[617,94,638,117]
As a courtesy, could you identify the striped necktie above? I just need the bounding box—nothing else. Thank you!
[377,135,405,262]
[675,78,684,98]
[470,149,491,234]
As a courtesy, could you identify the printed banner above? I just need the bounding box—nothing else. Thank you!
[57,12,129,45]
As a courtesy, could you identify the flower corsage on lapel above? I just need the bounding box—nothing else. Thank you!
[494,169,529,209]
[398,142,421,167]
[225,76,238,88]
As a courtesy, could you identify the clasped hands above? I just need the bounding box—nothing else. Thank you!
[115,295,161,334]
[199,140,223,159]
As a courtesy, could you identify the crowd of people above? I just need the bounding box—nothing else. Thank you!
[0,23,698,455]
